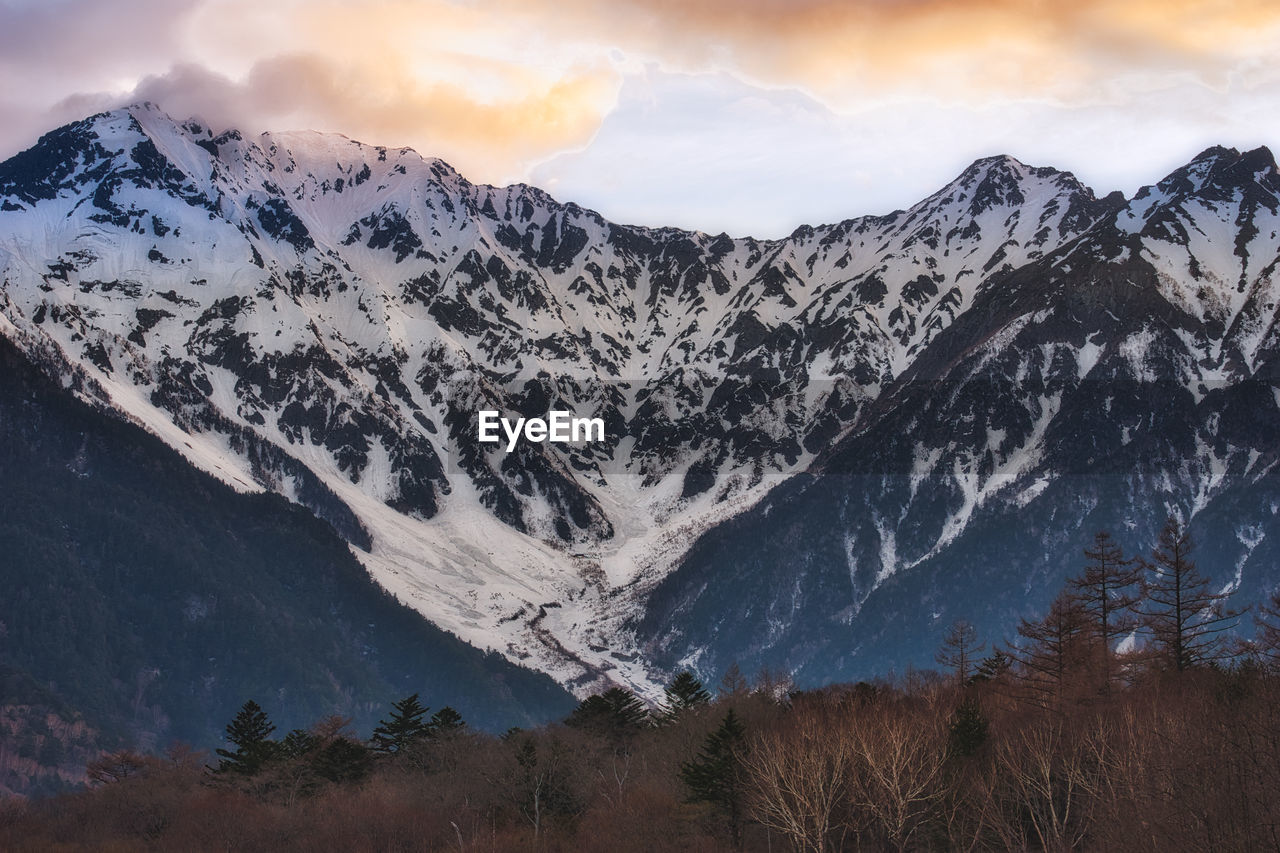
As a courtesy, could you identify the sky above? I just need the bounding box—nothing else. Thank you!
[2,0,1279,237]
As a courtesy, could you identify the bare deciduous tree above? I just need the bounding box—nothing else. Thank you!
[1011,592,1094,709]
[1137,518,1243,672]
[982,718,1112,851]
[1071,531,1142,691]
[743,708,853,853]
[936,620,985,685]
[849,700,952,852]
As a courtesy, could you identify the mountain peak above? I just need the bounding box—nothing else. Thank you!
[957,153,1027,183]
[932,153,1095,221]
[1188,144,1238,164]
[1225,145,1277,180]
[1149,144,1279,201]
[4,104,1280,705]
[1183,144,1277,176]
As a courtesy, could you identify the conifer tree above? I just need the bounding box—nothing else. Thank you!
[1011,592,1092,708]
[1071,531,1142,690]
[1137,518,1243,671]
[935,620,984,684]
[971,649,1014,685]
[565,687,649,741]
[304,716,372,783]
[429,706,466,736]
[947,698,988,757]
[280,729,319,759]
[681,708,747,848]
[312,738,373,784]
[718,662,749,698]
[659,670,711,722]
[215,700,279,775]
[371,693,431,753]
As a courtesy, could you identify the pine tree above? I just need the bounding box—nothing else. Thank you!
[312,738,373,784]
[1137,518,1243,671]
[659,671,711,722]
[1070,531,1142,690]
[681,709,747,848]
[371,693,431,753]
[429,706,466,736]
[215,700,279,775]
[935,620,984,684]
[299,716,372,784]
[280,728,319,759]
[971,650,1014,685]
[947,697,988,758]
[565,687,649,741]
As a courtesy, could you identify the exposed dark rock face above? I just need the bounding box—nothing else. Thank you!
[3,105,1278,696]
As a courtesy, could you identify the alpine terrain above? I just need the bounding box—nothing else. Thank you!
[3,103,1279,708]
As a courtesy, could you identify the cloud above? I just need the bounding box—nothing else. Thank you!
[2,0,1279,234]
[0,0,623,183]
[534,66,1280,238]
[99,55,620,183]
[0,0,197,73]
[476,0,1280,120]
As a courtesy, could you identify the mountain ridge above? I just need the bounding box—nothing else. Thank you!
[3,104,1277,698]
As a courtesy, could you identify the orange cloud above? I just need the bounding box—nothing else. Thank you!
[19,0,1280,185]
[117,53,620,183]
[529,0,1280,104]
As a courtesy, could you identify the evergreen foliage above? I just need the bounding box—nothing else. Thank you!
[215,700,279,775]
[429,706,466,736]
[371,693,431,753]
[310,737,373,784]
[972,650,1014,684]
[280,729,320,759]
[565,687,649,740]
[681,708,747,848]
[947,698,988,757]
[660,671,711,722]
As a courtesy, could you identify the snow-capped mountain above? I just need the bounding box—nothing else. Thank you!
[639,144,1280,682]
[2,104,1275,694]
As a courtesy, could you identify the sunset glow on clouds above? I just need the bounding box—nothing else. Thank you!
[2,0,1279,235]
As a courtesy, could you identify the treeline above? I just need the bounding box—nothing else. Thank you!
[3,519,1280,851]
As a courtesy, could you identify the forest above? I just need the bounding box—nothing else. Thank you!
[2,518,1279,852]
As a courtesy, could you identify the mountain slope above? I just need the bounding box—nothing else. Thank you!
[637,145,1280,681]
[4,105,1278,698]
[0,105,1122,694]
[0,333,574,772]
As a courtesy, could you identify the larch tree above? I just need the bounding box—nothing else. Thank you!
[1011,592,1093,708]
[1136,518,1242,672]
[1070,531,1142,690]
[719,662,750,698]
[935,619,984,684]
[1254,589,1280,664]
